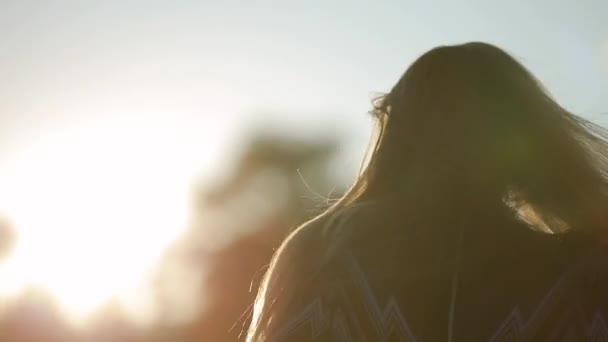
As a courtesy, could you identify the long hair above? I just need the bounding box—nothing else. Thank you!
[247,42,608,340]
[343,42,608,232]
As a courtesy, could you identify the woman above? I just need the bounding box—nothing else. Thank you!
[247,42,608,341]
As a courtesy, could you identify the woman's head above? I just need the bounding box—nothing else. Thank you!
[347,42,608,231]
[247,42,608,342]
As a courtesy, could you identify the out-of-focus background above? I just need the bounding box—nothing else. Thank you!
[0,1,607,341]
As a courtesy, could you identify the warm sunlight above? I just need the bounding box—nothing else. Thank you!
[0,113,223,325]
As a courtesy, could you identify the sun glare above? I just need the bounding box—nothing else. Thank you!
[0,115,219,325]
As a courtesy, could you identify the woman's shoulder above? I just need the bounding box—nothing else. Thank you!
[281,201,381,256]
[265,200,383,298]
[247,205,376,341]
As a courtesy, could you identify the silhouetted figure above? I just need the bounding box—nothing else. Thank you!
[248,42,608,341]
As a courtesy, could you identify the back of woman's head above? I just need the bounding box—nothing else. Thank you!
[353,42,608,232]
[247,42,608,341]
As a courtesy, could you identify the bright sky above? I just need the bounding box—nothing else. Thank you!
[0,0,607,325]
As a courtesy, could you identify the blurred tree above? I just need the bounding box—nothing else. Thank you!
[203,133,341,223]
[181,128,345,341]
[0,123,347,342]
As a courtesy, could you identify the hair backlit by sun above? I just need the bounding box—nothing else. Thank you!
[0,114,222,326]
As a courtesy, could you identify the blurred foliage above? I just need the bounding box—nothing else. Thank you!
[0,124,345,341]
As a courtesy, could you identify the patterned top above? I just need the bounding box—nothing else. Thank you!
[272,249,608,341]
[251,206,608,341]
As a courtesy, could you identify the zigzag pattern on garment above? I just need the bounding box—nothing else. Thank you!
[274,254,608,341]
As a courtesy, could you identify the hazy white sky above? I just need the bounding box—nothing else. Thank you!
[1,0,607,157]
